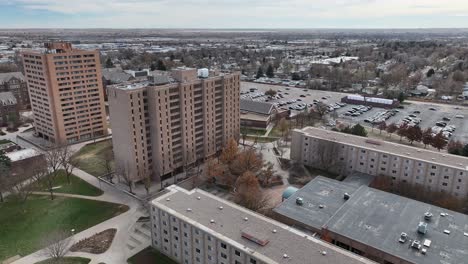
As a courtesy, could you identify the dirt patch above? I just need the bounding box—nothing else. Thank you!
[70,229,116,254]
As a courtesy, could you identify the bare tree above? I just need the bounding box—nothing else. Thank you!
[314,102,329,120]
[140,166,152,195]
[278,118,289,139]
[44,146,64,200]
[314,140,345,174]
[41,230,73,261]
[100,149,115,182]
[59,145,77,184]
[116,163,134,194]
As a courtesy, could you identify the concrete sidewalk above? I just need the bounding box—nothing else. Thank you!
[12,167,148,264]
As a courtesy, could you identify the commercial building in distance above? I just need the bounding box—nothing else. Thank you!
[0,72,30,110]
[108,68,240,184]
[274,176,468,264]
[22,42,108,144]
[150,185,374,264]
[291,127,468,198]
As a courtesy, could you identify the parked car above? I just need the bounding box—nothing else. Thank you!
[455,114,464,119]
[442,117,451,121]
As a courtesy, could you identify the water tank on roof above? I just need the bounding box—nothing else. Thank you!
[197,68,209,78]
[282,187,299,201]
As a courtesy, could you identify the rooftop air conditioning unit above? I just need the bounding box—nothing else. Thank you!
[296,197,304,205]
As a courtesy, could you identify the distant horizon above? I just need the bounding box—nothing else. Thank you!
[1,1,468,29]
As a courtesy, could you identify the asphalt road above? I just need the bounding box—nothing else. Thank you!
[241,82,468,143]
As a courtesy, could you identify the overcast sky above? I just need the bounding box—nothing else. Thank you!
[1,0,468,28]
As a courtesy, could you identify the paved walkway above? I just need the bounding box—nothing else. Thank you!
[12,166,148,264]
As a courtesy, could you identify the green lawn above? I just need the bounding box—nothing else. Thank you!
[0,139,12,145]
[36,170,103,197]
[36,257,91,264]
[0,195,128,261]
[127,247,176,264]
[72,140,114,177]
[241,127,267,136]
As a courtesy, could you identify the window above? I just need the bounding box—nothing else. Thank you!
[250,259,257,264]
[221,253,227,259]
[196,248,201,253]
[442,182,448,186]
[221,243,227,249]
[235,250,241,256]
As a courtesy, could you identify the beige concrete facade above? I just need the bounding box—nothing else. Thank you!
[291,127,468,198]
[22,42,108,144]
[108,68,240,184]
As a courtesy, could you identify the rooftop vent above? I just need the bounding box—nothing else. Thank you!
[440,212,448,217]
[411,240,421,250]
[283,254,289,258]
[444,230,451,235]
[272,229,277,233]
[244,217,249,221]
[418,222,428,234]
[197,196,201,200]
[218,206,224,210]
[210,219,215,224]
[421,248,427,255]
[321,251,327,256]
[166,198,171,201]
[398,232,408,243]
[319,204,325,209]
[424,212,433,221]
[186,208,192,212]
[344,193,350,200]
[296,197,304,205]
[423,239,432,248]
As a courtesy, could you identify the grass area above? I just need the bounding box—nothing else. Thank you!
[127,247,176,264]
[35,170,103,197]
[72,140,114,177]
[0,139,12,145]
[244,136,279,143]
[0,195,128,261]
[241,127,267,136]
[36,257,91,264]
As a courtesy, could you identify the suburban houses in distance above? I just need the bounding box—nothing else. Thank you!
[2,9,468,264]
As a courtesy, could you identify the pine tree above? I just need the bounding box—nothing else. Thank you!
[266,64,274,78]
[256,67,264,79]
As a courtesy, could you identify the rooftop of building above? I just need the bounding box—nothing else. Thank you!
[110,68,238,91]
[0,72,25,84]
[152,185,374,264]
[6,148,41,162]
[0,91,17,106]
[274,177,468,264]
[274,176,359,231]
[101,68,134,84]
[326,186,468,264]
[296,127,468,171]
[240,99,275,115]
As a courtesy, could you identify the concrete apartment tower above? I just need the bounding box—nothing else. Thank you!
[108,68,240,185]
[22,42,108,144]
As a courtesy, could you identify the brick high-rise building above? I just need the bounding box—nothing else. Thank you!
[108,68,240,184]
[22,42,108,144]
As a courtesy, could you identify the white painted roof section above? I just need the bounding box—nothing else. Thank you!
[6,148,40,162]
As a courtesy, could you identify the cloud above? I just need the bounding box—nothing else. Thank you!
[2,0,468,28]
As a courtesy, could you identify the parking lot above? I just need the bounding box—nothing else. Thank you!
[241,82,468,143]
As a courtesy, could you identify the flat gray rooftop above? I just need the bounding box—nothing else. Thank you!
[273,176,359,231]
[297,127,468,171]
[153,186,373,264]
[327,187,468,264]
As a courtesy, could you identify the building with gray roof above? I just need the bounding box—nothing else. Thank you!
[291,127,468,198]
[0,72,29,109]
[273,177,468,264]
[240,99,287,129]
[0,91,19,126]
[151,185,374,264]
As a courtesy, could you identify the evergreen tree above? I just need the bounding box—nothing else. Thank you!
[105,58,114,68]
[256,67,264,79]
[351,124,367,137]
[266,64,274,78]
[157,60,167,71]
